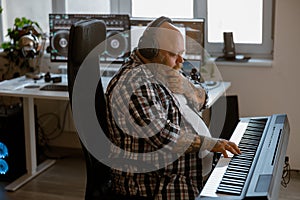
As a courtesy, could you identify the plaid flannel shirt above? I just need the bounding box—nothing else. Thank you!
[105,50,205,200]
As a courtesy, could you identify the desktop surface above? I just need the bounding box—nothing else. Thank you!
[0,73,229,107]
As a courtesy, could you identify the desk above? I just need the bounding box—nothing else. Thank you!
[0,75,68,191]
[0,74,230,191]
[203,81,231,108]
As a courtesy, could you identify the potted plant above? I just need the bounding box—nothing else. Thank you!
[0,16,44,81]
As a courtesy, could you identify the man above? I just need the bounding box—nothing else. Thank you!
[105,16,240,200]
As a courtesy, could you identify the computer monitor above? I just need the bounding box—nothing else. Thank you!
[49,14,130,63]
[130,17,205,65]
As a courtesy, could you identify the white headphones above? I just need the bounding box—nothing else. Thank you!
[18,30,40,58]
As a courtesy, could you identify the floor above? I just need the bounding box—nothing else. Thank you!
[0,147,299,200]
[0,148,86,200]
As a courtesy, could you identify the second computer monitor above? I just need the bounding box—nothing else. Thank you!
[130,17,205,63]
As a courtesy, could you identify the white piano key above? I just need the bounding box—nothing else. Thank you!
[200,158,231,197]
[226,119,249,157]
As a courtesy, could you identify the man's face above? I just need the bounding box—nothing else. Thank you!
[159,49,185,70]
[155,27,185,70]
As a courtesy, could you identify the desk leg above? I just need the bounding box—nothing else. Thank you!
[5,97,56,191]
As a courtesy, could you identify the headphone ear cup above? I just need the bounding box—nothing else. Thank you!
[138,34,159,60]
[19,32,40,58]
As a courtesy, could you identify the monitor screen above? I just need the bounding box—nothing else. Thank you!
[130,17,205,63]
[49,14,131,63]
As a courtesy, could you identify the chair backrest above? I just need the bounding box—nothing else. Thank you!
[67,19,106,100]
[209,95,239,140]
[67,19,112,199]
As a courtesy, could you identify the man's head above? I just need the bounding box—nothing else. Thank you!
[137,16,185,70]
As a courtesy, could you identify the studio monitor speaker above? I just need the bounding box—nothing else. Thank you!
[223,32,236,60]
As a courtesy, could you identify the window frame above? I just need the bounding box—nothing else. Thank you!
[0,1,4,43]
[123,0,274,59]
[0,0,63,43]
[196,0,274,59]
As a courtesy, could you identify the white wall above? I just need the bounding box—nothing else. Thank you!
[217,0,300,169]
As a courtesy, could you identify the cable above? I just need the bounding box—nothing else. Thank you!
[36,101,71,159]
[281,156,291,188]
[38,112,61,139]
[37,101,70,140]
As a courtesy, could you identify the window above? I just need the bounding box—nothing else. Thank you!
[0,0,52,42]
[0,0,110,43]
[197,0,274,58]
[66,0,110,14]
[207,0,263,44]
[131,0,193,18]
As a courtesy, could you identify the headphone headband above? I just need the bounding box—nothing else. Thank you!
[148,16,172,29]
[138,16,173,60]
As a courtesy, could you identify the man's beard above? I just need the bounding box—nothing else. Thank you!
[159,54,183,71]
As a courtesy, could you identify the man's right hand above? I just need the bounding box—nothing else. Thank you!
[211,139,241,158]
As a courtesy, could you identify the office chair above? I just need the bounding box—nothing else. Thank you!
[209,95,239,140]
[67,19,113,200]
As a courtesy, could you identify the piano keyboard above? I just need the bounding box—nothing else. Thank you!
[198,114,290,200]
[216,118,268,195]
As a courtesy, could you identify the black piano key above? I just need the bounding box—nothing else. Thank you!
[239,143,257,148]
[222,177,246,185]
[237,151,256,157]
[233,154,254,160]
[244,130,263,137]
[230,160,252,167]
[220,180,244,187]
[237,148,257,154]
[246,127,264,132]
[238,146,258,152]
[243,131,262,136]
[247,123,266,128]
[247,127,264,132]
[217,185,243,195]
[227,162,251,169]
[224,171,248,179]
[239,139,260,146]
[239,145,258,151]
[223,175,247,182]
[239,144,258,149]
[221,178,245,187]
[229,163,252,169]
[217,187,242,195]
[242,134,261,141]
[248,122,265,126]
[227,165,250,172]
[249,118,268,125]
[245,126,264,131]
[230,157,253,163]
[218,184,243,191]
[238,144,258,150]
